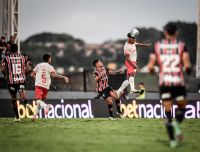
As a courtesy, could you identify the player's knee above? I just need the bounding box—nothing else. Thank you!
[11,99,17,108]
[163,101,172,112]
[176,96,187,109]
[106,98,113,105]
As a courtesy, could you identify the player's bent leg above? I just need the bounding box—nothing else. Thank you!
[19,88,33,115]
[163,100,176,148]
[176,98,187,123]
[105,97,115,120]
[128,74,139,93]
[172,97,187,141]
[116,80,130,97]
[10,93,20,121]
[32,100,42,121]
[110,91,122,113]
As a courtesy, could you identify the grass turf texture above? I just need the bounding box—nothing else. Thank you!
[0,118,199,152]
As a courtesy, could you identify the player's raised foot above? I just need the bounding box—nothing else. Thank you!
[14,118,21,122]
[130,89,140,94]
[116,112,125,119]
[170,140,177,148]
[109,117,116,120]
[45,104,50,115]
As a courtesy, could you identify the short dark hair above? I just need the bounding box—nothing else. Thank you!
[93,59,99,67]
[43,53,51,62]
[127,33,135,39]
[164,23,177,36]
[10,44,18,53]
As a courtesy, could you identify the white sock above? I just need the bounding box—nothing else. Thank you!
[117,80,130,94]
[40,100,47,108]
[172,121,181,135]
[129,76,136,91]
[34,106,40,117]
[34,100,42,117]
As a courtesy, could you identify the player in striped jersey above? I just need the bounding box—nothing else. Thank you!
[1,44,32,122]
[147,23,191,148]
[93,59,123,120]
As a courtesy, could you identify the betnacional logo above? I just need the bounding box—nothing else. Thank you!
[121,100,200,119]
[17,99,94,119]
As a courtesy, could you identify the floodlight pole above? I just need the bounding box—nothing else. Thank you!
[196,0,200,78]
[0,0,20,52]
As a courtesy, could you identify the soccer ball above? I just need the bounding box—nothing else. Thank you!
[129,28,139,38]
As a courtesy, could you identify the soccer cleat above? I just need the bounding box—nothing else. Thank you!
[45,104,50,115]
[130,89,140,94]
[14,118,21,122]
[109,117,116,120]
[170,140,177,148]
[116,112,125,119]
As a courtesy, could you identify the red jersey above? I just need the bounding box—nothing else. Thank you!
[154,39,187,87]
[2,53,26,84]
[93,67,109,92]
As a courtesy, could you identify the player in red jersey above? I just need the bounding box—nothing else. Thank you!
[93,59,123,120]
[1,44,32,122]
[147,23,191,148]
[31,53,69,121]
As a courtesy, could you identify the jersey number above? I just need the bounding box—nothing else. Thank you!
[41,72,47,83]
[12,64,21,74]
[160,54,180,73]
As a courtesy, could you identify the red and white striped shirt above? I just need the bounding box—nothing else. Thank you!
[154,39,187,87]
[2,53,26,84]
[94,67,109,92]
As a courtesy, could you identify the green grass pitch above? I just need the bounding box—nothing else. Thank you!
[0,118,199,152]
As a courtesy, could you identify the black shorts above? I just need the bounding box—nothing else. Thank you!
[8,83,26,95]
[99,86,114,100]
[160,86,186,101]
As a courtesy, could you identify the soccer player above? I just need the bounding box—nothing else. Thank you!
[1,44,32,122]
[117,29,151,96]
[147,23,191,148]
[93,59,123,120]
[31,53,69,121]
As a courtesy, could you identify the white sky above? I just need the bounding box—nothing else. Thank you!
[20,0,198,43]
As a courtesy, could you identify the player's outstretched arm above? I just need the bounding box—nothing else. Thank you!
[30,71,36,79]
[147,53,156,73]
[136,42,151,47]
[108,68,124,75]
[25,63,32,74]
[51,72,69,83]
[182,52,191,75]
